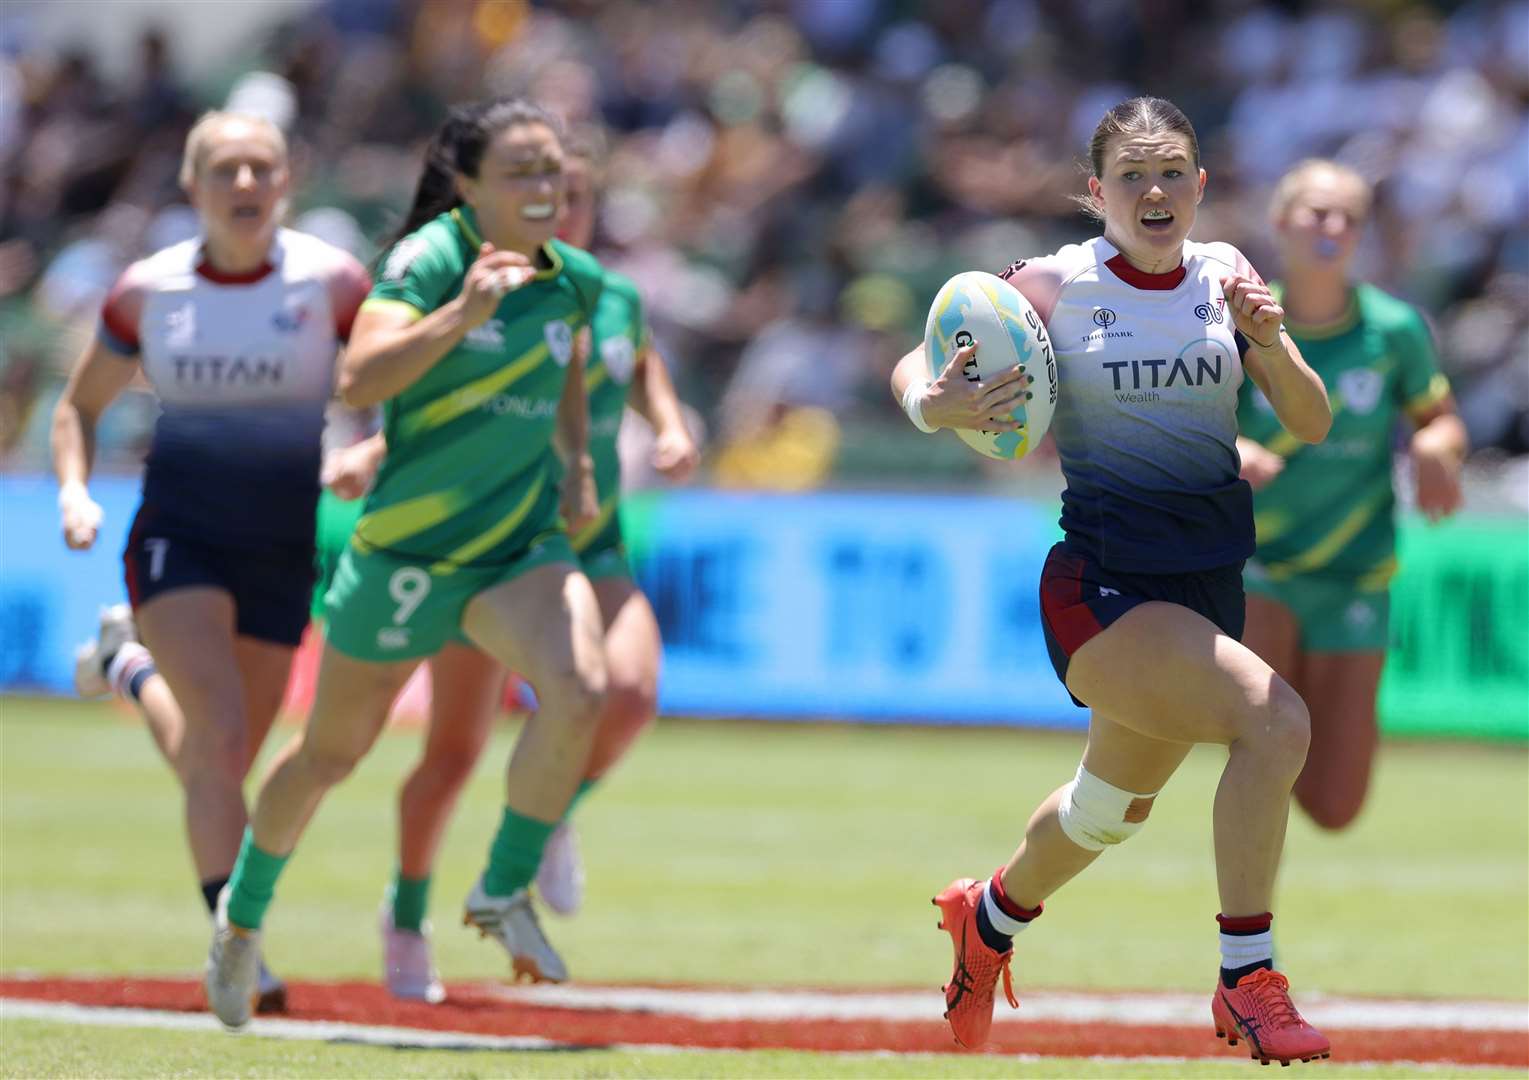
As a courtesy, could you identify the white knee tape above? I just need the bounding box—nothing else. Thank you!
[1057,764,1157,851]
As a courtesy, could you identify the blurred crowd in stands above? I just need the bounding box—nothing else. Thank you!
[2,0,1525,502]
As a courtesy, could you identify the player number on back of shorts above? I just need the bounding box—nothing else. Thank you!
[145,538,170,582]
[388,567,431,626]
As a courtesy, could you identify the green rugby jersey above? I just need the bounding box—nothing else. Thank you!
[1237,282,1449,586]
[571,269,647,552]
[355,206,604,568]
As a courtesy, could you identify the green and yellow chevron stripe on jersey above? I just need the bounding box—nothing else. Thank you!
[1261,385,1352,459]
[1262,486,1391,580]
[428,473,547,573]
[399,343,546,439]
[1405,372,1451,419]
[353,489,468,553]
[357,298,425,323]
[398,341,547,439]
[1253,507,1296,546]
[396,313,583,440]
[1356,554,1399,591]
[585,363,609,394]
[571,493,619,553]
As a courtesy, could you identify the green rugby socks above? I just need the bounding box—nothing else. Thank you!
[225,828,289,931]
[388,871,431,933]
[482,809,555,898]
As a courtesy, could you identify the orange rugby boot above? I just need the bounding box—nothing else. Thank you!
[1212,967,1332,1066]
[933,877,1018,1049]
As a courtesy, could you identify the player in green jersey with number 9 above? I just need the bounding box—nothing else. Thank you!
[1236,160,1467,831]
[390,126,700,920]
[315,125,700,1001]
[205,98,612,1029]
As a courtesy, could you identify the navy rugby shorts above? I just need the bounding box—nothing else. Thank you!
[123,503,316,647]
[1038,541,1245,708]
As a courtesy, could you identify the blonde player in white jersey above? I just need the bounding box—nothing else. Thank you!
[51,112,370,1012]
[892,97,1337,1066]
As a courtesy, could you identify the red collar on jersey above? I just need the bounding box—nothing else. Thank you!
[196,258,275,285]
[1104,253,1186,291]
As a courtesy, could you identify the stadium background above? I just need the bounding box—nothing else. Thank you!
[1,0,1524,734]
[0,1,1526,1075]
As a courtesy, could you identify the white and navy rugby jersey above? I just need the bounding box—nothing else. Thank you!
[1004,236,1262,573]
[99,228,370,549]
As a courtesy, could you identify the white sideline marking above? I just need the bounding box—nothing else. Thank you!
[1,998,1517,1072]
[490,984,1529,1033]
[0,999,574,1051]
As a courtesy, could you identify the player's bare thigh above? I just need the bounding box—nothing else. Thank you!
[426,642,504,753]
[302,644,418,764]
[135,588,246,740]
[1082,710,1195,797]
[1242,593,1304,695]
[233,635,299,772]
[592,576,659,690]
[1065,600,1300,747]
[461,561,605,698]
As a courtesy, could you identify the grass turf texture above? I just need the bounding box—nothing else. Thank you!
[4,1018,1524,1080]
[2,697,1526,999]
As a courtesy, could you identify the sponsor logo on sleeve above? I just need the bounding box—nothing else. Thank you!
[382,237,426,282]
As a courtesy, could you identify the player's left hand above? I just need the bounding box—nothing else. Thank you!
[1411,435,1463,523]
[58,481,103,550]
[651,424,699,483]
[1221,274,1284,350]
[321,436,386,501]
[562,454,600,533]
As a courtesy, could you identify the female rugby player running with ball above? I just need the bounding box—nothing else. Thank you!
[1237,160,1466,832]
[892,97,1335,1065]
[54,111,371,1014]
[204,97,609,1029]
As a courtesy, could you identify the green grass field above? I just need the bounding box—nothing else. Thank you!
[3,696,1527,1077]
[8,1018,1526,1080]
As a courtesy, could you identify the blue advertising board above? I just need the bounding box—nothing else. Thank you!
[623,489,1080,726]
[1,474,141,692]
[6,475,1521,738]
[0,476,1082,726]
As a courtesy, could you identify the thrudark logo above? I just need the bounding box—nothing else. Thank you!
[1093,308,1117,329]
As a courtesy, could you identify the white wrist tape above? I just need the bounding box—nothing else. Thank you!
[900,378,936,434]
[58,481,89,508]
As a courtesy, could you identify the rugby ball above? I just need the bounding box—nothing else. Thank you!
[923,270,1057,460]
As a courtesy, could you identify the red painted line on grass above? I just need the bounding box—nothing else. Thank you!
[2,976,1524,1067]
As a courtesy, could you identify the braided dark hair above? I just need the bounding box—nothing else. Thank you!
[389,97,563,246]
